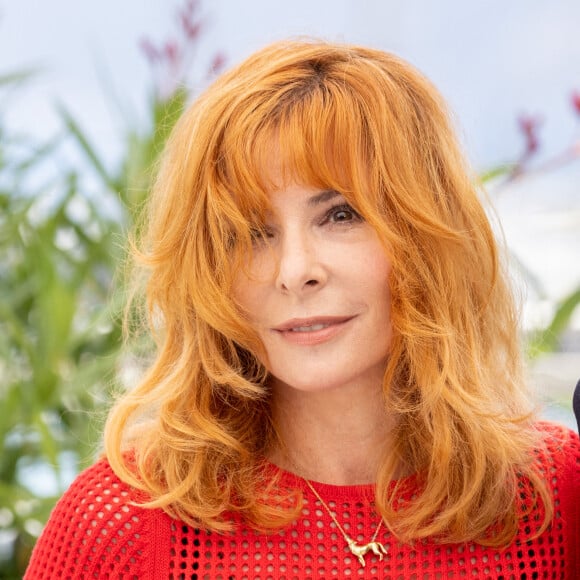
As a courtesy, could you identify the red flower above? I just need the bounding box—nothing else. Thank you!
[164,41,180,66]
[181,15,201,40]
[517,113,543,156]
[139,0,225,101]
[571,91,580,116]
[209,53,226,75]
[139,38,160,65]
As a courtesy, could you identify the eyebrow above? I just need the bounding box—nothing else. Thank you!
[307,189,341,206]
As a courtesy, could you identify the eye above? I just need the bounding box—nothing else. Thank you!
[250,226,275,244]
[325,204,362,225]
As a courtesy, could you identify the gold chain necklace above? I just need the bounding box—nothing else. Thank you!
[302,478,388,568]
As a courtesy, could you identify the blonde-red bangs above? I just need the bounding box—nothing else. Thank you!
[205,45,471,265]
[210,77,375,225]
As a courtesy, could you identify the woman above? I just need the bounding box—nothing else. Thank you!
[25,40,579,579]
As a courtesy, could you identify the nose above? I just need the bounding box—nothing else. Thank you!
[275,229,327,295]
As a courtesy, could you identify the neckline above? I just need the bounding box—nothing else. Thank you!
[268,461,418,501]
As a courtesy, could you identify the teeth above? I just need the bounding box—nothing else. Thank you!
[290,324,329,332]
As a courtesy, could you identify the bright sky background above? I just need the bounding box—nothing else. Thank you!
[1,0,579,307]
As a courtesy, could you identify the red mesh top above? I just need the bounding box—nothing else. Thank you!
[25,422,580,579]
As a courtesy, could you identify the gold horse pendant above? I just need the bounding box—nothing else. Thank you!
[346,536,388,567]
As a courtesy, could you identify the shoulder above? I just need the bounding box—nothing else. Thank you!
[532,420,580,497]
[532,421,580,564]
[532,420,580,474]
[24,457,173,580]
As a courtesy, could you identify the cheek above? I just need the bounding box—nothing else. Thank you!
[366,251,393,326]
[232,275,255,318]
[233,246,276,291]
[364,246,392,298]
[232,269,270,326]
[231,274,271,364]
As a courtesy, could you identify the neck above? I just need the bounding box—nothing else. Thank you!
[268,379,395,485]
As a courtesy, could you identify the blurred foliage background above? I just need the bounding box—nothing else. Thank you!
[0,4,214,576]
[0,2,578,577]
[0,66,185,580]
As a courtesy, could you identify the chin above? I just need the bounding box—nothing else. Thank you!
[271,370,363,394]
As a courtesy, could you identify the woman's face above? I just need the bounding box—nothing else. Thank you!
[233,180,393,395]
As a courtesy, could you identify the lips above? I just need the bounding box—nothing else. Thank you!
[272,316,355,345]
[288,323,332,332]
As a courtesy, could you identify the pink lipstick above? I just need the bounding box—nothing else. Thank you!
[273,316,354,346]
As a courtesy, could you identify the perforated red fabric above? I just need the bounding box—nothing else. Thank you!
[25,422,580,579]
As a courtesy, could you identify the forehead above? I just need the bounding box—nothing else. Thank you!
[222,143,334,222]
[211,81,378,228]
[265,184,344,213]
[228,133,365,215]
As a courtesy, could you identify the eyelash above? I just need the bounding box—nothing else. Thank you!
[249,202,363,243]
[322,203,363,226]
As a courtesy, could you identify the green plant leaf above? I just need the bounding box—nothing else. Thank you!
[57,103,120,192]
[0,68,39,87]
[479,164,516,183]
[527,286,580,357]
